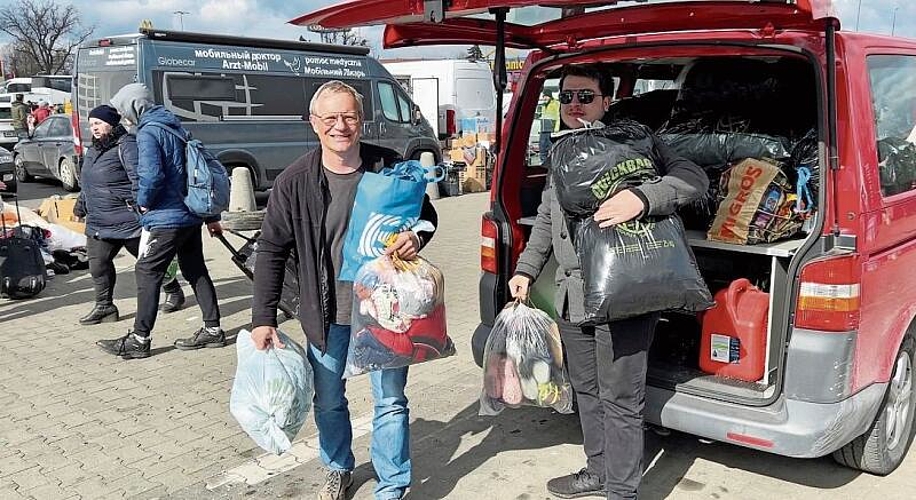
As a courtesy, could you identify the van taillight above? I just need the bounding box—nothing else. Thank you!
[446,109,457,137]
[481,215,499,274]
[70,109,82,156]
[795,254,861,332]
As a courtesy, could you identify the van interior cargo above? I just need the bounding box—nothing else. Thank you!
[517,54,820,403]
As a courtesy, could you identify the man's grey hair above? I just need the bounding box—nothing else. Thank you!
[309,80,364,118]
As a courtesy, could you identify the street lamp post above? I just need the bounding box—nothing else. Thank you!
[855,0,863,31]
[173,10,189,30]
[892,7,900,36]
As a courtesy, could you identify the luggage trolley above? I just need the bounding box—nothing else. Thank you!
[216,211,300,320]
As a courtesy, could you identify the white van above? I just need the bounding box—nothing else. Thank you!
[383,59,495,139]
[0,75,72,107]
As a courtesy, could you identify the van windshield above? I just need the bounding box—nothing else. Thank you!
[6,83,30,93]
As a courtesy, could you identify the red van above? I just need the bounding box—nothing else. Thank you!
[295,0,916,475]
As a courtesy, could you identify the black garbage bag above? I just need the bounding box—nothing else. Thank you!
[570,215,713,324]
[878,137,916,196]
[550,121,714,324]
[660,132,791,170]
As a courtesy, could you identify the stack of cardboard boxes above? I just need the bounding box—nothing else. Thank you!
[447,131,493,193]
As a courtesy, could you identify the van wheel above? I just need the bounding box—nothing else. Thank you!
[59,157,78,192]
[14,155,33,182]
[833,335,916,475]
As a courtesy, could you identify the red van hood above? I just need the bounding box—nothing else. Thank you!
[291,0,839,49]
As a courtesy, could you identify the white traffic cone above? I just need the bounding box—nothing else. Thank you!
[229,167,257,213]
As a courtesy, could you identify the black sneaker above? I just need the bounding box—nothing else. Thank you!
[174,327,226,350]
[318,469,352,500]
[96,332,151,359]
[546,468,606,499]
[79,304,120,325]
[160,287,185,313]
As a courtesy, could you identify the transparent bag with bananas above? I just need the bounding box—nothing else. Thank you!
[479,300,574,416]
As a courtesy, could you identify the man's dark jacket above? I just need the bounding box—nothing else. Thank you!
[251,143,438,351]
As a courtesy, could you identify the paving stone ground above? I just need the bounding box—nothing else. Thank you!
[4,190,916,500]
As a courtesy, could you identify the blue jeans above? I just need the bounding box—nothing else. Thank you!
[307,323,411,500]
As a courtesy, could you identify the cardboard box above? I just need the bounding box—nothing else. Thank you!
[37,196,86,234]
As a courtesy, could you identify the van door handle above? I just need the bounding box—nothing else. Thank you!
[379,123,387,135]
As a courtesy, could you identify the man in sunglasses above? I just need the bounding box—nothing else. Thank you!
[250,80,437,500]
[509,65,707,500]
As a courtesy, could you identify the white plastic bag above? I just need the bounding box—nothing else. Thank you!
[230,329,314,455]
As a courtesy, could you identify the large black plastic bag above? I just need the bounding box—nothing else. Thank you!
[549,120,658,216]
[571,215,713,323]
[550,121,714,324]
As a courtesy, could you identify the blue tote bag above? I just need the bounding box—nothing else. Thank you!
[339,160,444,281]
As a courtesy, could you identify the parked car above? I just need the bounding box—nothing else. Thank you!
[0,102,17,151]
[13,114,80,191]
[0,147,15,196]
[297,0,916,476]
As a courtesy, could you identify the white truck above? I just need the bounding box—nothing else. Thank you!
[383,59,496,140]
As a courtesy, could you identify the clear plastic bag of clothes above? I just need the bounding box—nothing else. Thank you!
[230,329,313,455]
[345,255,455,377]
[550,120,713,324]
[480,301,573,416]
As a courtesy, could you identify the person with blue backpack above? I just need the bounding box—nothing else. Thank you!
[97,83,228,359]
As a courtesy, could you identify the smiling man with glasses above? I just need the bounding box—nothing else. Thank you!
[251,80,438,500]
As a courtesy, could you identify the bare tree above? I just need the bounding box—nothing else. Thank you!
[466,44,484,62]
[0,0,94,76]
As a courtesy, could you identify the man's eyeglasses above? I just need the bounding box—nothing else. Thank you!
[558,89,603,105]
[312,112,360,127]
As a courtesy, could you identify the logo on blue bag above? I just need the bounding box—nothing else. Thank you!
[359,213,417,257]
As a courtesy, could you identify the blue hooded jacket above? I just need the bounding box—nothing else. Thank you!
[110,83,202,229]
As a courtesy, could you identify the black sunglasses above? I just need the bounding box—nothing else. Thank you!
[558,89,603,105]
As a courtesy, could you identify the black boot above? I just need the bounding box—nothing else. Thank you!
[546,468,606,499]
[79,304,120,325]
[160,285,185,314]
[96,331,151,359]
[174,327,226,350]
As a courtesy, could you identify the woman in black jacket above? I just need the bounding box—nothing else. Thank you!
[74,105,184,325]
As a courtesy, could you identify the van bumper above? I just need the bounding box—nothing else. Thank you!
[646,382,886,458]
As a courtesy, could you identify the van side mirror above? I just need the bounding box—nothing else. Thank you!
[413,105,423,125]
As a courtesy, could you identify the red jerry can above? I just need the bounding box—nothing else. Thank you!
[699,278,769,382]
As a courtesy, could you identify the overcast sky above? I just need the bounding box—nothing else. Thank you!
[5,0,916,58]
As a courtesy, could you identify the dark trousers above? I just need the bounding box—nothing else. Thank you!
[134,226,220,337]
[558,314,658,500]
[87,236,180,306]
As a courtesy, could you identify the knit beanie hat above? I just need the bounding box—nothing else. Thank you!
[88,105,121,127]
